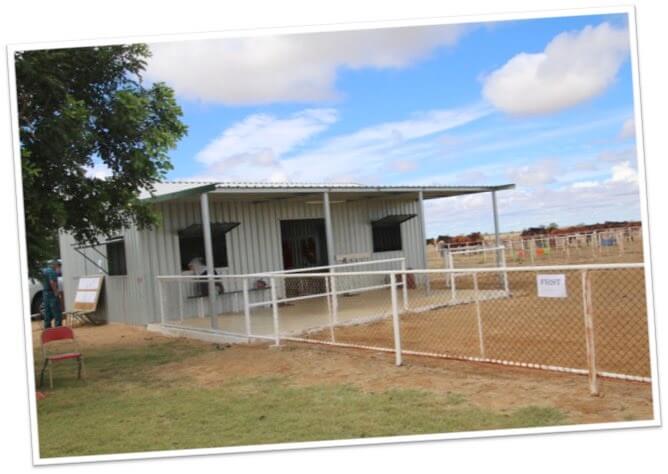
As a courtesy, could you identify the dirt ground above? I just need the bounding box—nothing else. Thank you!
[34,323,654,425]
[300,267,650,379]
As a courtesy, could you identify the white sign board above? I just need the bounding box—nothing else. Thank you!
[78,276,102,290]
[536,274,567,298]
[75,291,97,303]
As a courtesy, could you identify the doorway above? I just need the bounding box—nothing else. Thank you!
[280,219,329,297]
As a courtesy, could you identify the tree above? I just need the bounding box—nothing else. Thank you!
[15,45,187,275]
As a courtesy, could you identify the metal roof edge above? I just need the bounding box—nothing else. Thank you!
[142,183,217,203]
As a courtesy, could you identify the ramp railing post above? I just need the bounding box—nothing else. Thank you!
[158,278,166,325]
[324,276,336,342]
[242,278,251,342]
[581,270,599,396]
[177,279,184,322]
[400,259,408,311]
[270,277,280,346]
[330,274,339,324]
[390,273,402,366]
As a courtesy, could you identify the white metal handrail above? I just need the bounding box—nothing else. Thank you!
[157,262,644,281]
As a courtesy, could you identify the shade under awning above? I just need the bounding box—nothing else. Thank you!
[177,222,240,238]
[371,214,417,226]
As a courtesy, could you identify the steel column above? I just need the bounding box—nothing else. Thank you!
[417,191,430,292]
[323,191,335,265]
[200,192,218,329]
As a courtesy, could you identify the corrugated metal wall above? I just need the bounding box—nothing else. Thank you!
[60,194,425,326]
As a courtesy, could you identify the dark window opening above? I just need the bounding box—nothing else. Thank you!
[106,239,127,276]
[371,214,416,253]
[178,223,239,271]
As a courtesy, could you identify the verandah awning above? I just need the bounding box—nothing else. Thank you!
[177,222,240,238]
[371,214,417,226]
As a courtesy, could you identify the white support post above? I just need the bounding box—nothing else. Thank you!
[618,230,625,255]
[158,279,166,325]
[242,278,251,341]
[323,191,336,266]
[417,191,430,293]
[491,190,502,268]
[473,273,485,358]
[178,279,184,322]
[270,277,280,346]
[581,270,599,396]
[401,259,408,311]
[200,192,218,330]
[390,273,402,366]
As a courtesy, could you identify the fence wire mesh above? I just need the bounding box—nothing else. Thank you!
[156,260,651,393]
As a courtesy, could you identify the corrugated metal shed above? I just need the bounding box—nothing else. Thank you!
[60,180,514,326]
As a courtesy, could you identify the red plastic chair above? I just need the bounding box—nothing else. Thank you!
[39,327,85,389]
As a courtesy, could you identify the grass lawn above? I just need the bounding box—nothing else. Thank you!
[35,334,568,458]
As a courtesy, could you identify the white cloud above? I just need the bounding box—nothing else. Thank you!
[147,25,468,105]
[619,117,635,139]
[482,23,630,115]
[390,159,418,173]
[424,176,640,236]
[608,160,638,184]
[571,180,600,189]
[193,103,490,182]
[196,108,337,165]
[506,159,559,187]
[598,147,635,163]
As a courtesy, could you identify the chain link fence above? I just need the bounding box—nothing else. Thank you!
[157,261,650,394]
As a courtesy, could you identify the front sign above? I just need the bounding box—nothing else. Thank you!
[536,274,567,298]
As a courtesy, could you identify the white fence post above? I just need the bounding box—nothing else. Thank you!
[158,279,166,325]
[270,277,280,346]
[448,252,456,300]
[390,273,402,366]
[501,247,509,295]
[401,259,409,311]
[530,239,535,264]
[330,274,339,324]
[325,276,335,342]
[581,270,599,396]
[242,278,251,342]
[473,272,485,358]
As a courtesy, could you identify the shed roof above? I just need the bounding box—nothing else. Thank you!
[139,181,515,204]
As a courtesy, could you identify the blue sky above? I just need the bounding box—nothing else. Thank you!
[136,13,641,236]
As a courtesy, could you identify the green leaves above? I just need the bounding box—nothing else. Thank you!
[16,45,187,275]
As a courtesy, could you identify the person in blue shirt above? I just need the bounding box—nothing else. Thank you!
[41,260,63,329]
